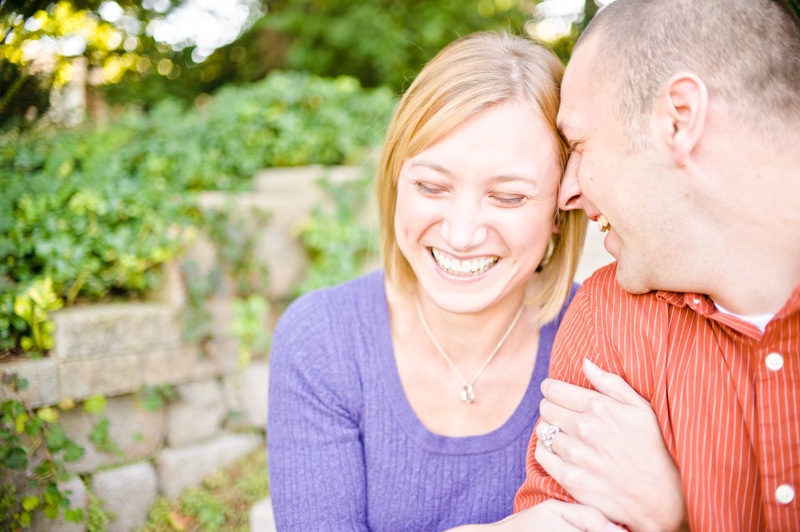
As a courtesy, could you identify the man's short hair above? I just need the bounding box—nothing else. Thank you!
[581,0,800,149]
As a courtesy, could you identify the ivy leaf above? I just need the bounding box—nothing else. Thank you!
[15,411,30,433]
[43,504,60,519]
[45,425,67,451]
[37,406,59,424]
[82,394,106,414]
[64,508,84,523]
[5,446,28,469]
[21,495,39,511]
[63,441,85,463]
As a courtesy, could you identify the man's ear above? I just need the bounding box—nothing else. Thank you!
[655,73,708,166]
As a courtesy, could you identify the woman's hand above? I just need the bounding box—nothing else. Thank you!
[535,359,688,532]
[447,500,625,531]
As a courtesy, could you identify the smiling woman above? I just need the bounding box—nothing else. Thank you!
[267,31,587,530]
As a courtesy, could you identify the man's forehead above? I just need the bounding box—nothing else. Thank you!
[557,39,600,140]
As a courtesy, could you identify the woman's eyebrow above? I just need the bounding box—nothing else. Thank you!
[409,159,452,175]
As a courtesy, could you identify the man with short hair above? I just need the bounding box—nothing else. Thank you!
[459,0,800,530]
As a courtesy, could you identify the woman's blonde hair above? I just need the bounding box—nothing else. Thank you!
[376,31,587,325]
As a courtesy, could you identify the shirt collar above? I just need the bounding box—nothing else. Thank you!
[655,283,800,340]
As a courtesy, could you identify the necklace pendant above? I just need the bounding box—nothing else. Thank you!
[460,384,475,404]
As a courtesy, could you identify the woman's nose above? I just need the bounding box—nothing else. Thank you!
[440,196,488,251]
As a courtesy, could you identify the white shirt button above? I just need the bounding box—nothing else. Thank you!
[765,352,784,371]
[775,484,795,505]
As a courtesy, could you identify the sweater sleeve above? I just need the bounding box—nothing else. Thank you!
[267,289,369,531]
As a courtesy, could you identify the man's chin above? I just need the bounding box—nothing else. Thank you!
[614,265,651,295]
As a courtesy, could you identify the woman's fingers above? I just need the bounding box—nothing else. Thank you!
[581,359,651,408]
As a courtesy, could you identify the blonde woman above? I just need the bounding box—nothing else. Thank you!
[267,32,671,530]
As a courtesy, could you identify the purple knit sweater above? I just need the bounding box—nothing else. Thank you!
[267,271,575,531]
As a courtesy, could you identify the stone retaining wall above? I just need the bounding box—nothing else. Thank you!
[0,297,267,531]
[0,165,372,531]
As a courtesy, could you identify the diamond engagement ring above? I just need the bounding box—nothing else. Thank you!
[541,424,561,453]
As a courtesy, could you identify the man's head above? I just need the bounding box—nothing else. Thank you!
[558,0,800,300]
[579,0,800,151]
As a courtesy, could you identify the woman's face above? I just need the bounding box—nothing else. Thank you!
[394,100,562,315]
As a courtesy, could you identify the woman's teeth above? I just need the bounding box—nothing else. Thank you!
[431,248,498,276]
[597,215,610,233]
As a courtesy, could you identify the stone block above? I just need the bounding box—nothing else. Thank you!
[180,232,237,299]
[198,166,373,301]
[223,362,269,430]
[59,355,141,400]
[52,303,182,361]
[60,394,165,473]
[29,476,86,532]
[141,345,216,386]
[0,358,60,408]
[167,380,226,447]
[156,432,261,498]
[148,259,187,307]
[92,462,158,532]
[205,339,241,376]
[252,165,366,194]
[250,497,277,532]
[205,298,235,342]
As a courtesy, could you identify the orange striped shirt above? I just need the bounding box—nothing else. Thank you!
[514,263,800,531]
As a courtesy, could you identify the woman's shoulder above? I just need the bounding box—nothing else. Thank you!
[277,270,384,327]
[271,270,386,363]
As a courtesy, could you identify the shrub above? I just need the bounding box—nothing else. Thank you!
[0,71,396,356]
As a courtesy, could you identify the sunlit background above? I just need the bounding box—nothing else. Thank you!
[1,0,616,127]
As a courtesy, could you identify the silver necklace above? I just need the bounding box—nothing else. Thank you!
[414,297,525,404]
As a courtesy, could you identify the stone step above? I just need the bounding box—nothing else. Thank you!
[250,497,277,532]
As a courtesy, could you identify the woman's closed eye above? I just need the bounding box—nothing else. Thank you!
[414,180,448,197]
[490,193,529,207]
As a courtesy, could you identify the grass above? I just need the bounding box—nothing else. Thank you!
[139,448,268,532]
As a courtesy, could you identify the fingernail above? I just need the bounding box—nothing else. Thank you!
[583,358,601,376]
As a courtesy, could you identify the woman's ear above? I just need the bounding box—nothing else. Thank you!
[655,73,708,166]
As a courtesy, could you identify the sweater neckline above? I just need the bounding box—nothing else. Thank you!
[369,271,552,455]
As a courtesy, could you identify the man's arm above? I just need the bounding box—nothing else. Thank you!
[518,269,686,531]
[535,361,688,531]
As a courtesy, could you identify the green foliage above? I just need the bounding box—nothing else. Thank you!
[0,70,395,357]
[0,1,268,127]
[82,394,106,415]
[266,0,529,91]
[13,277,64,353]
[200,207,270,296]
[88,418,120,456]
[783,0,800,19]
[296,172,377,294]
[230,295,272,367]
[0,372,86,530]
[142,448,268,531]
[86,488,113,532]
[137,384,178,413]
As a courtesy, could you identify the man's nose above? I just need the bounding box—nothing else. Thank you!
[558,155,583,211]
